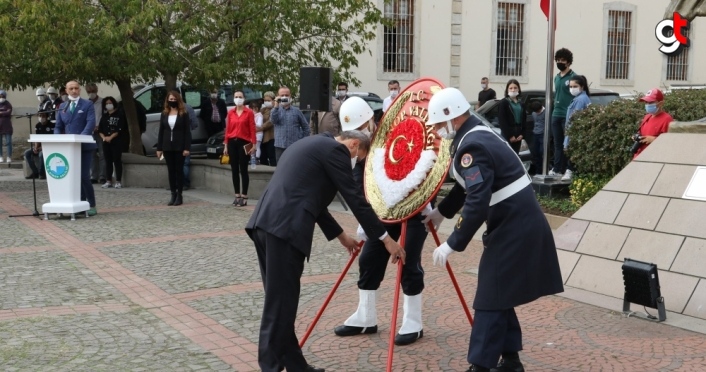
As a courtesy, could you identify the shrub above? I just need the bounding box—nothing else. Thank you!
[569,174,611,207]
[567,88,706,179]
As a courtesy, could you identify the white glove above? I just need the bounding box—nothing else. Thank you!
[423,203,432,215]
[433,242,455,266]
[421,207,444,232]
[356,224,368,241]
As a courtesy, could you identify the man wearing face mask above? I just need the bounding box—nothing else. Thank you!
[199,88,227,137]
[382,80,400,113]
[85,83,106,185]
[336,82,349,103]
[476,77,497,110]
[246,127,405,372]
[333,96,429,346]
[36,88,53,114]
[634,88,672,159]
[55,81,98,216]
[47,87,61,124]
[423,87,563,372]
[271,86,310,162]
[549,48,576,177]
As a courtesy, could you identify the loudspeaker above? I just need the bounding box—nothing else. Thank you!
[299,67,332,112]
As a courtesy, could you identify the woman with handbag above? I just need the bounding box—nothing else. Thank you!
[156,91,191,206]
[223,90,256,206]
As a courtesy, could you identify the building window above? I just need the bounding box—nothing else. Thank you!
[383,0,414,73]
[492,1,526,79]
[666,29,690,81]
[605,10,632,80]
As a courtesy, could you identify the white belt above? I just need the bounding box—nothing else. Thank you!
[452,124,531,206]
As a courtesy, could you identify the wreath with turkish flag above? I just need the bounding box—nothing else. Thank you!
[364,78,452,222]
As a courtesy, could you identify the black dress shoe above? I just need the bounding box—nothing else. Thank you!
[394,330,423,345]
[466,365,490,372]
[91,179,98,184]
[334,325,378,336]
[305,365,325,372]
[491,356,525,372]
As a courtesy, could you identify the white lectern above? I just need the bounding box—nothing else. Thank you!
[29,134,95,221]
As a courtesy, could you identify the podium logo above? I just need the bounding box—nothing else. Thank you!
[46,153,70,179]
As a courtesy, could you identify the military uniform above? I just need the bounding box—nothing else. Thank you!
[437,115,563,369]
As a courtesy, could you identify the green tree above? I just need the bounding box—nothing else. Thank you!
[0,0,384,153]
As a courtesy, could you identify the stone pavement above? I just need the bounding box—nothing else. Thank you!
[1,167,706,371]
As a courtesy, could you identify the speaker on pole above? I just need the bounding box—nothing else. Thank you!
[299,67,332,112]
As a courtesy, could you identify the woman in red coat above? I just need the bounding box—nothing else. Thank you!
[223,90,257,206]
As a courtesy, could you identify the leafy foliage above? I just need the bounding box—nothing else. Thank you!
[569,174,611,207]
[536,195,578,216]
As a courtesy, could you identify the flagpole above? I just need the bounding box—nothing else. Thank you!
[541,0,556,176]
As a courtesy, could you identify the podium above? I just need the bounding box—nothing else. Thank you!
[29,134,95,220]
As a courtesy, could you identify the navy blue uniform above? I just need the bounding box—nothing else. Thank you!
[437,115,563,368]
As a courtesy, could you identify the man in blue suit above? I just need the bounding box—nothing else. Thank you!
[54,80,98,216]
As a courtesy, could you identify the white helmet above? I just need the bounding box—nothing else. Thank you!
[339,96,373,131]
[426,87,471,125]
[35,88,46,96]
[46,87,58,95]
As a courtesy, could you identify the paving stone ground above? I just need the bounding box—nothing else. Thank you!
[1,169,706,371]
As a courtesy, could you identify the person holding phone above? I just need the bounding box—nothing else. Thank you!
[223,90,256,206]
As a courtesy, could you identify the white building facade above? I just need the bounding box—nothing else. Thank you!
[351,0,705,100]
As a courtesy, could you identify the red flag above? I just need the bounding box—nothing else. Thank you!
[541,0,549,19]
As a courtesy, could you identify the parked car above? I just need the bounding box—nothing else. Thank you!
[134,82,272,156]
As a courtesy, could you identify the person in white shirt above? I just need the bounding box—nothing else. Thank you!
[252,101,264,161]
[382,80,400,113]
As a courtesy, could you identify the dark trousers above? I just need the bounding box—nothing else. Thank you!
[358,216,427,295]
[183,155,191,188]
[550,116,567,173]
[164,151,185,193]
[508,139,521,154]
[275,147,286,164]
[531,133,544,174]
[24,149,44,176]
[207,120,222,137]
[80,150,96,208]
[260,139,276,166]
[468,308,522,369]
[228,138,250,195]
[253,229,309,372]
[103,141,123,182]
[91,133,106,181]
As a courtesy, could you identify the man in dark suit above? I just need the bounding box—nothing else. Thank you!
[199,88,227,137]
[423,88,563,372]
[246,130,406,372]
[54,80,98,216]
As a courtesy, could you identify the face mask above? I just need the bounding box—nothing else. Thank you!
[361,127,371,138]
[39,117,47,123]
[337,90,347,97]
[168,101,178,108]
[481,84,487,90]
[68,95,79,101]
[556,62,567,71]
[0,98,6,104]
[645,103,658,115]
[106,104,114,111]
[37,96,45,102]
[569,87,581,96]
[442,120,456,140]
[89,93,97,100]
[49,94,57,100]
[508,91,519,98]
[61,95,68,102]
[350,147,359,169]
[263,101,273,108]
[234,98,244,106]
[390,90,399,98]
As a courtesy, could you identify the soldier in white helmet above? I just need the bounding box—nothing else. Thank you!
[36,88,53,114]
[46,87,61,123]
[333,96,429,346]
[422,87,563,372]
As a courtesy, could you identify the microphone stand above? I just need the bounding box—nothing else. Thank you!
[8,110,55,219]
